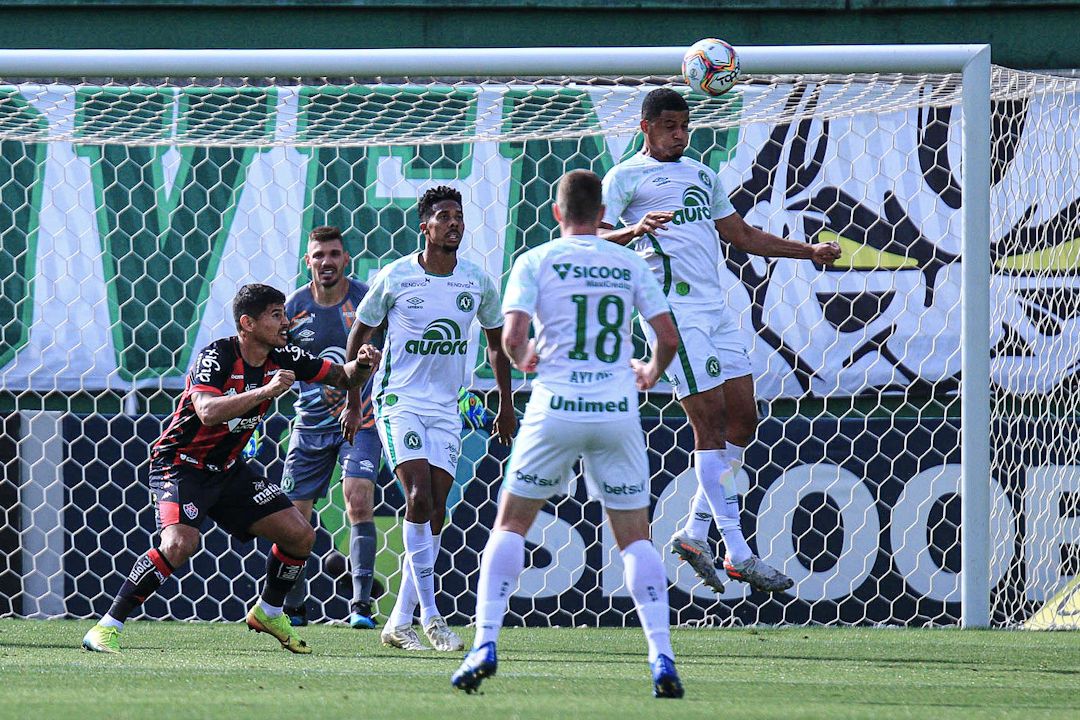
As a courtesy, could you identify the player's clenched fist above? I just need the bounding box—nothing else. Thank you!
[810,241,842,266]
[264,369,296,398]
[355,343,381,368]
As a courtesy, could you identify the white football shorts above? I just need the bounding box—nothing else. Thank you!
[503,407,650,510]
[640,303,753,400]
[376,410,460,475]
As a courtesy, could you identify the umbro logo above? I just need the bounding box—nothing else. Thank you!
[406,296,425,309]
[553,263,572,280]
[652,176,671,186]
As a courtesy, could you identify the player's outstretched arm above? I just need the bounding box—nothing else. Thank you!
[191,370,295,426]
[320,344,380,390]
[598,213,675,246]
[630,312,678,391]
[483,325,518,445]
[715,212,841,265]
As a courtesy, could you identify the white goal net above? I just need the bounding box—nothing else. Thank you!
[2,47,1078,628]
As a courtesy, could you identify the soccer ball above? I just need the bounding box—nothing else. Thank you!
[682,38,740,96]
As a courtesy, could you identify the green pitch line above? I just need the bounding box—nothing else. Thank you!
[0,620,1077,720]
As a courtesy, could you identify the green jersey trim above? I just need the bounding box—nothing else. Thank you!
[670,313,698,395]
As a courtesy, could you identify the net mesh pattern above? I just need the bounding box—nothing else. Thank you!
[3,65,1078,628]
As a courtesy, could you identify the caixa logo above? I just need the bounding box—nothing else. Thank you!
[227,415,263,433]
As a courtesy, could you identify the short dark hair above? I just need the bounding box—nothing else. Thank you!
[642,88,689,121]
[308,225,344,246]
[233,283,286,331]
[556,169,603,225]
[418,185,462,222]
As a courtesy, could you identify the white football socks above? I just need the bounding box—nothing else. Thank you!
[472,529,525,648]
[389,520,440,627]
[99,614,123,630]
[684,442,746,540]
[258,599,283,618]
[622,539,674,663]
[685,447,753,564]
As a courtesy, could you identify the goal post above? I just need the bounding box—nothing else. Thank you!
[6,44,1076,631]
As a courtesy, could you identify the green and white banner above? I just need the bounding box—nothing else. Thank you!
[1,82,1078,397]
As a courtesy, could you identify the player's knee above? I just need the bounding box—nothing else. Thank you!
[404,487,433,521]
[691,421,727,449]
[345,504,374,524]
[159,531,199,566]
[298,523,316,553]
[726,411,758,448]
[429,507,446,535]
[278,523,315,557]
[726,422,757,449]
[343,479,374,523]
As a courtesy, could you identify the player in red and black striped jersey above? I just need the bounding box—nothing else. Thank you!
[152,335,330,473]
[82,283,380,656]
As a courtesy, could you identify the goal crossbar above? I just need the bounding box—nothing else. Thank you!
[0,44,990,77]
[0,44,998,628]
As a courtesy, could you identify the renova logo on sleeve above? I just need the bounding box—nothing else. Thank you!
[405,318,468,355]
[672,185,711,225]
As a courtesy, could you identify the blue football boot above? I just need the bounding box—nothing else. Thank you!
[451,642,498,694]
[651,655,684,699]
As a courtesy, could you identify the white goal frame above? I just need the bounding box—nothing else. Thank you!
[0,44,994,628]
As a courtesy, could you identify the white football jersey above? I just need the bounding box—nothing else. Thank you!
[357,253,503,419]
[503,234,669,423]
[602,153,736,309]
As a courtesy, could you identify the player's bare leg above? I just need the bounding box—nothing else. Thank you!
[245,507,315,653]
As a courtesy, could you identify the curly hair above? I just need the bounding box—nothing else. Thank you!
[418,185,463,221]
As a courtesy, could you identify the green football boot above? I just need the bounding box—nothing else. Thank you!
[82,624,121,654]
[246,605,311,654]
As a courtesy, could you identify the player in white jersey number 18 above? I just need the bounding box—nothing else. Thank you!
[600,89,842,594]
[453,170,685,698]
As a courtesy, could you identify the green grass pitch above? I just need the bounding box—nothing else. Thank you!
[0,619,1077,720]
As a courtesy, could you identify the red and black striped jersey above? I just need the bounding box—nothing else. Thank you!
[150,337,330,473]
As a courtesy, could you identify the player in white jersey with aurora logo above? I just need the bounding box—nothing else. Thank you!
[601,88,841,594]
[345,185,517,652]
[452,170,684,699]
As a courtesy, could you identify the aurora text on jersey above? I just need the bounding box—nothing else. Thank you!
[356,253,503,420]
[602,154,736,308]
